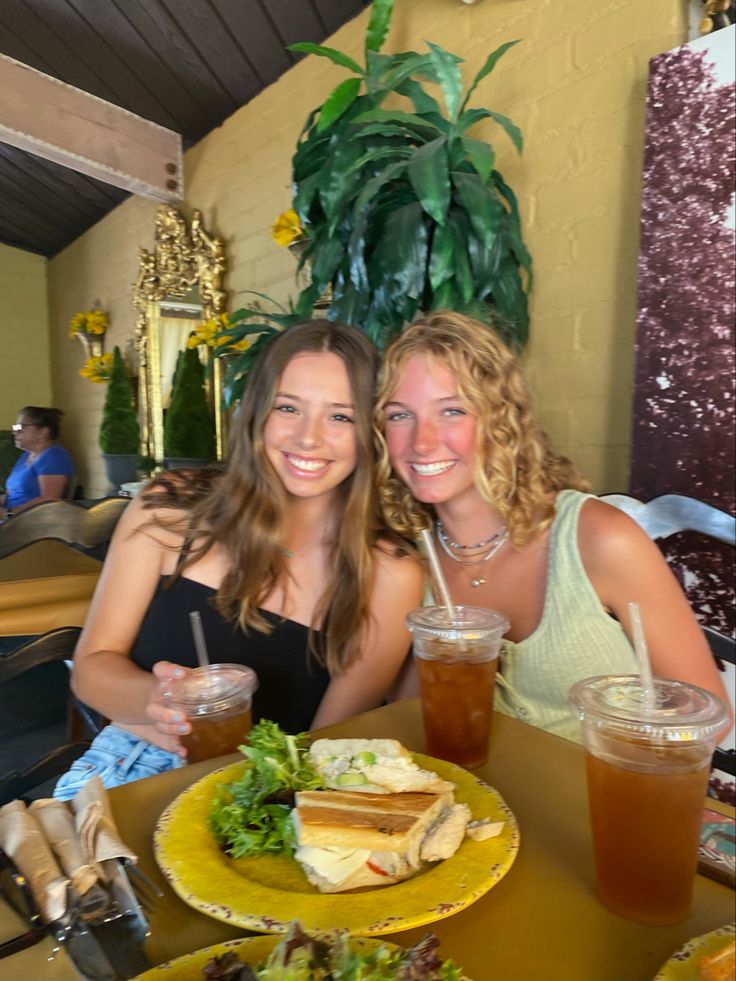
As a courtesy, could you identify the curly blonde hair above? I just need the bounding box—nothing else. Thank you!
[374,311,589,547]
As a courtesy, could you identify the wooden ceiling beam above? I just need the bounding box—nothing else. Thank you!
[0,53,183,203]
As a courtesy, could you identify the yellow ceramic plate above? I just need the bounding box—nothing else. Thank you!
[154,754,519,936]
[654,922,735,980]
[134,935,397,980]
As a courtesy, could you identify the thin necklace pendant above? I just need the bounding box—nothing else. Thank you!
[281,537,327,559]
[470,575,486,588]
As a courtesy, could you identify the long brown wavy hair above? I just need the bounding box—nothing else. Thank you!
[141,320,389,674]
[374,310,589,547]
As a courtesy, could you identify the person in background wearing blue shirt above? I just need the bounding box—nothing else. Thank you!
[0,406,75,519]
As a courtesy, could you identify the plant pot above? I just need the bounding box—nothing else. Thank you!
[102,453,139,492]
[164,457,211,470]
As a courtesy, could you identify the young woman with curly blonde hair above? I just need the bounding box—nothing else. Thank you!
[55,320,422,799]
[375,310,730,741]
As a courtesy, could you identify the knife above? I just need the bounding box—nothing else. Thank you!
[89,859,152,978]
[49,901,117,981]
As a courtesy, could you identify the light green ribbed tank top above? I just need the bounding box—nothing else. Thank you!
[493,489,636,742]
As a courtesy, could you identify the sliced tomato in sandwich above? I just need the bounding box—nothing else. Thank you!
[366,860,391,877]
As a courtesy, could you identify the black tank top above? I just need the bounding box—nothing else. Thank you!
[130,576,330,733]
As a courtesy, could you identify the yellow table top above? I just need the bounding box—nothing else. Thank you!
[0,701,733,980]
[0,539,102,635]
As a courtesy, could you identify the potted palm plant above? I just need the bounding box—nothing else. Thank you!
[99,345,140,490]
[163,347,215,468]
[286,0,532,350]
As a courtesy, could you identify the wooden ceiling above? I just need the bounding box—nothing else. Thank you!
[0,0,368,257]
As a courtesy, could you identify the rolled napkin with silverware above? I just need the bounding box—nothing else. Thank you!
[28,799,110,921]
[28,799,98,896]
[0,800,68,924]
[71,776,136,878]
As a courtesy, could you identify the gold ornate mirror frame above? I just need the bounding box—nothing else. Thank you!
[134,206,227,463]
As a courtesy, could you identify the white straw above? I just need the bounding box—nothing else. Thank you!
[189,610,211,670]
[419,528,456,615]
[628,601,655,708]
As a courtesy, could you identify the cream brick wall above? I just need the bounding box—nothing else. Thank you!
[40,0,686,498]
[0,243,51,427]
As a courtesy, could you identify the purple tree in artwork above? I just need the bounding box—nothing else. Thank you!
[631,40,735,635]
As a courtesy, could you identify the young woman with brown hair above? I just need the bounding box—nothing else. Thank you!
[54,320,422,799]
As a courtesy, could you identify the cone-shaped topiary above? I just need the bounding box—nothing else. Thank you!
[99,345,139,454]
[163,347,215,461]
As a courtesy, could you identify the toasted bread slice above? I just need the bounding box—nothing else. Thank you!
[294,789,451,863]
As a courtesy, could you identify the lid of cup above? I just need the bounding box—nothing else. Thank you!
[167,663,258,715]
[569,675,728,742]
[406,605,509,640]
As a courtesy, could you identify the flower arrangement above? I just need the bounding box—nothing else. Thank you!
[69,309,108,338]
[79,353,113,383]
[272,208,304,248]
[187,313,253,353]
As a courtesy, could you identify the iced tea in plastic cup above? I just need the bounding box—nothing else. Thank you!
[407,606,509,769]
[163,663,258,764]
[569,675,728,925]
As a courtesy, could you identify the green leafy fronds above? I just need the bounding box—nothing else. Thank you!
[287,41,363,75]
[486,109,524,154]
[214,298,311,407]
[461,136,495,182]
[408,137,450,224]
[365,0,394,55]
[425,41,464,122]
[316,77,362,132]
[460,39,520,114]
[288,2,531,349]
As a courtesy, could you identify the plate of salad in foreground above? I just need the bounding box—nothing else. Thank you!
[134,923,468,980]
[153,721,519,936]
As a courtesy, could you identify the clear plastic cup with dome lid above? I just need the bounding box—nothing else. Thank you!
[163,663,258,763]
[569,674,728,925]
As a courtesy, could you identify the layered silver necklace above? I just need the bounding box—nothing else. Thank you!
[436,520,509,588]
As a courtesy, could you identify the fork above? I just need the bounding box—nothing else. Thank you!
[126,863,164,917]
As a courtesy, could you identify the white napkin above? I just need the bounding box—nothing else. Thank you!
[71,776,136,880]
[29,798,99,897]
[0,800,68,924]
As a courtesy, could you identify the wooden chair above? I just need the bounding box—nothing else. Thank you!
[0,627,103,805]
[0,498,129,560]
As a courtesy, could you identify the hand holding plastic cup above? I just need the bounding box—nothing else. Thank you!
[162,663,258,764]
[406,606,509,769]
[569,674,728,925]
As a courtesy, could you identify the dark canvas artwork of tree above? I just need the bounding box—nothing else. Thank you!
[631,36,735,637]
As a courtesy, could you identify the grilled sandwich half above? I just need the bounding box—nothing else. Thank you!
[293,789,470,892]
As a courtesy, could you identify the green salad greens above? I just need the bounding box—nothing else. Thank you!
[203,925,465,980]
[209,720,324,858]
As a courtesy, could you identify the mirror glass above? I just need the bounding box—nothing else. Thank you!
[133,207,228,464]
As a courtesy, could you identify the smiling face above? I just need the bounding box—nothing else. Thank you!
[263,350,358,503]
[383,353,480,509]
